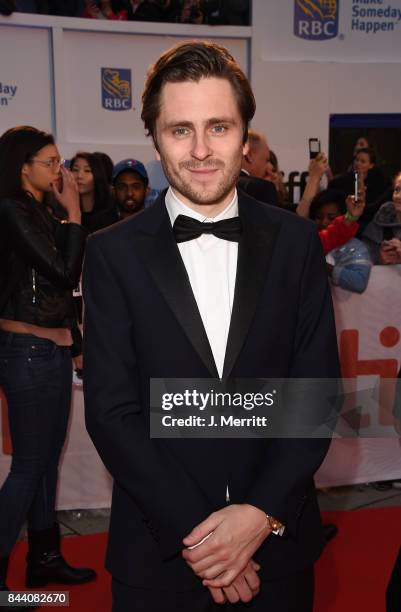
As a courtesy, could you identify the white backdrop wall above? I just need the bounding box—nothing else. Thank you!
[0,24,53,131]
[0,13,249,166]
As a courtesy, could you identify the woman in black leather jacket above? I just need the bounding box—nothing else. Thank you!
[0,126,96,598]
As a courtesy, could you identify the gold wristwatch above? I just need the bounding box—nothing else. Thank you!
[266,514,285,536]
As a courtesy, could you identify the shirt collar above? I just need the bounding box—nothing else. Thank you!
[165,186,239,226]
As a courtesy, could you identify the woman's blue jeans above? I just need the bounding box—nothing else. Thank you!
[0,331,72,557]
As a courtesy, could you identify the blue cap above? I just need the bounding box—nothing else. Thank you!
[112,159,149,185]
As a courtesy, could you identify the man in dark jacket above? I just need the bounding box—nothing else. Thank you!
[84,41,340,612]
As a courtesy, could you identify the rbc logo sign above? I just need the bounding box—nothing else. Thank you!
[294,0,339,41]
[101,68,132,111]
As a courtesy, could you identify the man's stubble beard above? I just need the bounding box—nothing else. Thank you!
[159,153,243,207]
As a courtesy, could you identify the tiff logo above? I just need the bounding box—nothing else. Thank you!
[340,327,399,429]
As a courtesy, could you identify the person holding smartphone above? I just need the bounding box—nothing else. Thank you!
[329,147,389,232]
[0,126,96,600]
[296,152,365,254]
[362,171,401,264]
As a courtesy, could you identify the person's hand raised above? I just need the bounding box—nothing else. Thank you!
[345,194,365,220]
[52,166,81,224]
[308,153,328,180]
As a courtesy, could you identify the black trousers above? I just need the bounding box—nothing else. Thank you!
[112,567,314,612]
[0,331,72,556]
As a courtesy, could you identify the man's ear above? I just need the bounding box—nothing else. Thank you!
[21,162,30,177]
[243,141,250,158]
[243,151,252,164]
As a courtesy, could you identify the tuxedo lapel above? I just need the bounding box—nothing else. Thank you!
[133,197,219,378]
[222,195,281,378]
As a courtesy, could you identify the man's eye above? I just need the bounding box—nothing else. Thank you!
[173,127,189,136]
[211,125,227,134]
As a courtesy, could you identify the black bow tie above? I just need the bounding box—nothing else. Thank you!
[173,214,242,243]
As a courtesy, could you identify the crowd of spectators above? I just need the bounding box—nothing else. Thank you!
[238,130,399,295]
[0,0,250,25]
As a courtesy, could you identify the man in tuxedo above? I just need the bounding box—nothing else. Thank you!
[238,129,279,206]
[84,41,340,611]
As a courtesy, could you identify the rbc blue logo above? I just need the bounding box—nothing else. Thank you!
[101,68,132,111]
[294,0,339,41]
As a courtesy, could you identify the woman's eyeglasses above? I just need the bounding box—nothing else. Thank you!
[30,158,65,170]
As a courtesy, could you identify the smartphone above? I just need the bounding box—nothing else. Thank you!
[354,171,359,200]
[308,138,321,160]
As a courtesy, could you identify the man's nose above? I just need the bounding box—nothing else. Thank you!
[191,133,212,160]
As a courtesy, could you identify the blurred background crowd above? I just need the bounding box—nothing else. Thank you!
[0,0,250,25]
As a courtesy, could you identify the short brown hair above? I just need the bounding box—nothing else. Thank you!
[141,40,255,147]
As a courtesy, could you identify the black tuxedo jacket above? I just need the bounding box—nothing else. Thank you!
[83,191,340,590]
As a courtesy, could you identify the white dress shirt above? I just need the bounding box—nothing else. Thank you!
[165,187,238,378]
[165,188,284,521]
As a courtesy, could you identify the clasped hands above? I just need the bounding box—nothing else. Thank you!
[182,504,271,605]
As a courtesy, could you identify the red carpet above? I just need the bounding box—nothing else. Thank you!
[8,507,401,611]
[315,507,400,612]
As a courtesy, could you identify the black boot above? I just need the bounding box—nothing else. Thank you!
[1,556,36,611]
[25,523,96,588]
[0,556,14,611]
[0,555,9,590]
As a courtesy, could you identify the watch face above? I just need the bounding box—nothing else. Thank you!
[266,515,284,535]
